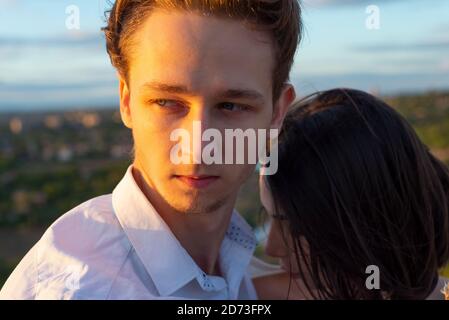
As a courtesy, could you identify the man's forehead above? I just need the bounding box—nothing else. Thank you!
[132,8,275,65]
[139,8,273,44]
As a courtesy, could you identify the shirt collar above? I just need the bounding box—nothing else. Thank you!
[219,212,258,298]
[112,165,257,297]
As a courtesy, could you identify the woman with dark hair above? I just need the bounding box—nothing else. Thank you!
[253,88,449,300]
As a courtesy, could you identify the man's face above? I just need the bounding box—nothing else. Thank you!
[119,9,295,214]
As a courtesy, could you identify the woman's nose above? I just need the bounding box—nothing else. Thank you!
[264,221,289,258]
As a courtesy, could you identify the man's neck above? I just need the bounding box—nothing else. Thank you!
[132,165,237,276]
[163,210,234,276]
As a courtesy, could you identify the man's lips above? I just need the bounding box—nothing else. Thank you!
[174,175,220,188]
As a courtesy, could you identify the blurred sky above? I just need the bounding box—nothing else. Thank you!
[0,0,448,110]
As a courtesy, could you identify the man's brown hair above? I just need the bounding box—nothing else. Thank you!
[102,0,302,104]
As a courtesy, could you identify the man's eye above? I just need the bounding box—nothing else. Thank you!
[146,99,183,109]
[148,99,182,108]
[219,102,248,112]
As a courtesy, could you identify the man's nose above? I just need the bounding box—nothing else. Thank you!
[180,103,216,164]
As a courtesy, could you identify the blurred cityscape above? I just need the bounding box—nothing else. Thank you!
[1,90,449,285]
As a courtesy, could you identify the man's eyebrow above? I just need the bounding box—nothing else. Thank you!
[221,89,265,103]
[141,82,191,95]
[141,82,266,103]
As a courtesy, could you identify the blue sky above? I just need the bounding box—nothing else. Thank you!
[0,0,448,111]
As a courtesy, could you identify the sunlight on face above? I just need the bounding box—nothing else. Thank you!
[121,9,280,214]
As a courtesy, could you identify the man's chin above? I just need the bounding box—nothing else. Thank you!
[166,195,228,215]
[163,195,209,214]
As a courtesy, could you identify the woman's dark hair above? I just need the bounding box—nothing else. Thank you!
[265,88,449,299]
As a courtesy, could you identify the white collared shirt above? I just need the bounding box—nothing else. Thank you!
[0,166,258,300]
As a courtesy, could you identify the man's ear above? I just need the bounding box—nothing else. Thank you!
[118,73,132,129]
[270,83,296,130]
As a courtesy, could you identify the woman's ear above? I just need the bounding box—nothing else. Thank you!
[118,73,132,129]
[270,83,296,130]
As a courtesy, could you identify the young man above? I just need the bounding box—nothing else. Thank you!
[0,0,300,299]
